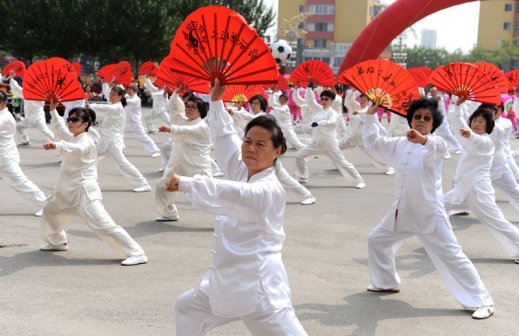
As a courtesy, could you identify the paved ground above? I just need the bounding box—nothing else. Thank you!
[1,110,519,335]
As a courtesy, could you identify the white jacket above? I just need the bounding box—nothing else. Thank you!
[343,90,367,145]
[0,107,19,163]
[145,78,166,110]
[10,78,45,122]
[305,87,338,146]
[89,102,125,152]
[268,93,292,130]
[124,93,142,132]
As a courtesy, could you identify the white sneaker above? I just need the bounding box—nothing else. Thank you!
[297,177,308,183]
[472,306,494,319]
[34,209,44,217]
[367,284,400,293]
[121,254,148,266]
[385,167,395,175]
[151,151,161,158]
[40,243,68,251]
[133,184,151,192]
[301,196,316,205]
[213,171,224,177]
[158,168,165,172]
[155,215,179,221]
[356,182,366,189]
[443,151,451,159]
[454,150,462,154]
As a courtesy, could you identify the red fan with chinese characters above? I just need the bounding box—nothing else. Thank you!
[428,63,501,105]
[72,61,82,77]
[337,59,420,116]
[167,6,278,86]
[506,69,519,92]
[474,62,508,94]
[102,61,133,86]
[97,63,114,79]
[156,57,211,94]
[221,85,265,103]
[407,66,432,88]
[153,78,174,94]
[289,60,335,88]
[22,57,85,102]
[139,61,158,76]
[2,60,26,77]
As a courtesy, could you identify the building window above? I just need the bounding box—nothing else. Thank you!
[504,22,512,30]
[298,5,305,13]
[298,22,305,29]
[307,22,334,32]
[516,4,519,12]
[515,23,519,29]
[496,40,502,45]
[307,5,335,15]
[304,57,312,62]
[321,57,330,65]
[505,4,513,11]
[333,58,342,67]
[314,39,327,48]
[369,6,373,17]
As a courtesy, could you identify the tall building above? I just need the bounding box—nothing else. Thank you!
[421,29,437,49]
[478,0,519,49]
[278,0,387,74]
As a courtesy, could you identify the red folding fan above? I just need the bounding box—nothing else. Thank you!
[221,85,266,103]
[22,58,85,102]
[407,67,432,89]
[473,62,508,94]
[97,63,114,79]
[337,59,420,116]
[139,61,158,76]
[2,60,26,77]
[72,61,82,77]
[289,60,335,88]
[156,57,211,94]
[427,63,501,105]
[166,6,278,86]
[506,69,519,93]
[103,61,133,86]
[261,73,289,91]
[153,78,174,94]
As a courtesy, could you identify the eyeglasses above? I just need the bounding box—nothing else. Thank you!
[413,114,432,122]
[321,97,332,102]
[67,117,83,123]
[185,105,198,111]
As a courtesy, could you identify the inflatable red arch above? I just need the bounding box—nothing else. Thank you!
[339,0,490,75]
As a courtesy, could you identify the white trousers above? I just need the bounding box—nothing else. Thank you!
[436,120,462,152]
[507,154,519,180]
[444,188,519,258]
[296,143,363,183]
[493,167,519,211]
[161,139,173,167]
[41,190,145,258]
[0,158,46,207]
[210,159,222,174]
[143,108,170,132]
[97,142,148,187]
[16,117,55,143]
[368,218,493,309]
[336,114,347,139]
[282,127,306,150]
[124,125,159,154]
[175,275,307,336]
[339,141,388,171]
[275,160,310,199]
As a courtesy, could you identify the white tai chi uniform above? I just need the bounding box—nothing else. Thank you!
[295,87,363,184]
[143,78,170,132]
[292,89,313,135]
[444,106,519,258]
[124,93,159,154]
[41,109,145,258]
[0,107,46,209]
[268,93,305,150]
[232,107,311,200]
[331,93,347,138]
[155,94,213,219]
[175,99,307,336]
[496,116,519,179]
[10,78,54,143]
[363,114,493,308]
[339,90,388,171]
[89,101,149,188]
[432,95,462,152]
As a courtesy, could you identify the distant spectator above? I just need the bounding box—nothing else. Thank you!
[90,71,100,85]
[92,78,102,96]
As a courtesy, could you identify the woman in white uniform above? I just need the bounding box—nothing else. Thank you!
[0,91,46,216]
[268,91,306,150]
[168,79,307,335]
[363,97,494,319]
[87,86,151,192]
[295,87,366,189]
[429,87,463,159]
[143,76,170,133]
[9,77,55,145]
[40,102,147,266]
[444,99,519,264]
[154,92,213,221]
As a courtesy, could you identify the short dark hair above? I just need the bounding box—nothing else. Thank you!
[334,84,342,94]
[0,91,7,103]
[479,103,497,113]
[244,115,287,162]
[186,97,207,119]
[406,98,443,134]
[182,91,196,102]
[111,86,127,107]
[320,90,336,101]
[69,107,96,132]
[249,95,267,112]
[469,108,495,134]
[279,93,288,101]
[497,102,504,113]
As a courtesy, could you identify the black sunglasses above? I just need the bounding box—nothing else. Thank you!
[67,117,83,123]
[413,114,432,122]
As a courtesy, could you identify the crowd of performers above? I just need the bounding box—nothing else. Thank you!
[6,67,519,332]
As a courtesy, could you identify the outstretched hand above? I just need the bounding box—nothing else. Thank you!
[43,140,56,150]
[455,96,466,106]
[460,128,471,138]
[406,129,427,145]
[49,99,59,111]
[165,173,181,192]
[158,125,171,133]
[210,78,227,102]
[175,85,184,95]
[366,97,382,115]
